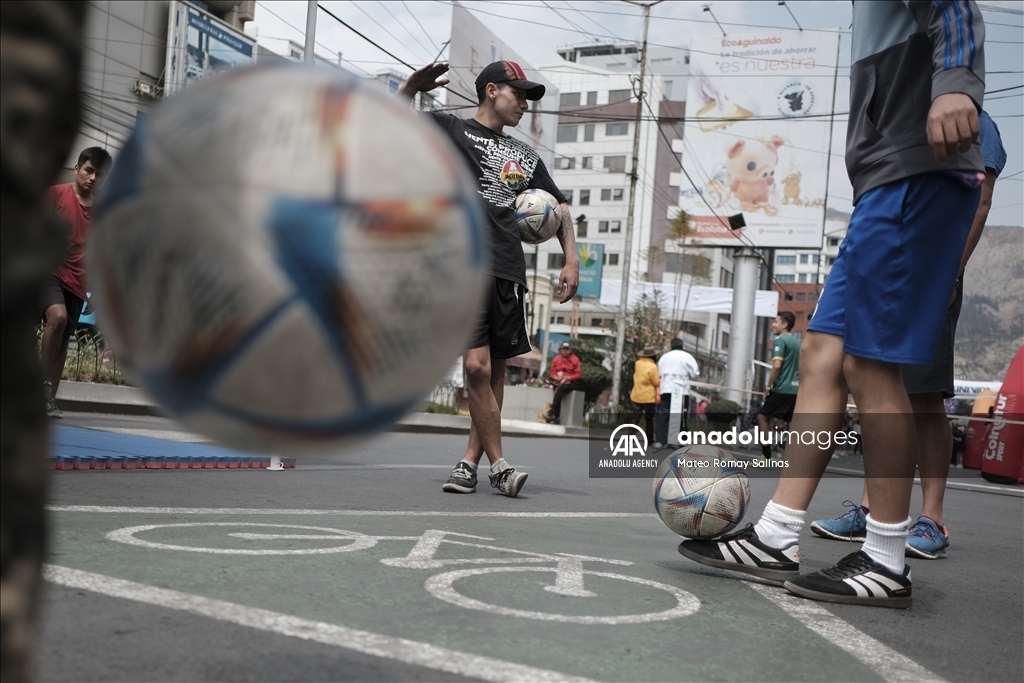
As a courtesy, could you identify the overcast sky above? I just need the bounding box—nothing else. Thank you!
[251,1,1023,227]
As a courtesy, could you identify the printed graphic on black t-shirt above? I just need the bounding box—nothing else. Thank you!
[426,112,565,287]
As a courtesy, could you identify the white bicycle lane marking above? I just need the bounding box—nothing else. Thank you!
[43,565,595,683]
[104,523,702,625]
[54,506,947,682]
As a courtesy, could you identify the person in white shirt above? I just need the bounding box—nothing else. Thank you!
[654,338,700,448]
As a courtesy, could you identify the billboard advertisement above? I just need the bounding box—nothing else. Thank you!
[447,1,558,168]
[676,30,840,248]
[576,243,604,298]
[165,1,255,97]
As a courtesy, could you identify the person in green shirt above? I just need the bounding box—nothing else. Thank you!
[758,311,799,458]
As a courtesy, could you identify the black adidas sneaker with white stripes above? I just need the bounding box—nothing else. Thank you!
[677,524,799,581]
[784,550,912,609]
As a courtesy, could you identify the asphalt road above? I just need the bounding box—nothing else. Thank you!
[34,413,1024,682]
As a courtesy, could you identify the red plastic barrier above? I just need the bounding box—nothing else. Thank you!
[981,345,1024,484]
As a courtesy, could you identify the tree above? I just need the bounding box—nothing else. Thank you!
[612,291,675,406]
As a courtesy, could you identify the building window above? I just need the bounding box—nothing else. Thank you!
[548,253,566,269]
[601,188,611,201]
[719,269,733,288]
[560,92,581,107]
[555,156,576,170]
[613,188,623,200]
[581,156,593,169]
[577,219,587,237]
[603,253,619,266]
[799,254,809,264]
[591,318,604,327]
[586,91,598,105]
[584,124,595,141]
[796,292,806,301]
[810,293,818,302]
[608,89,631,104]
[827,237,841,247]
[604,156,627,173]
[811,274,819,284]
[557,125,578,143]
[798,273,807,283]
[556,316,565,324]
[610,220,622,232]
[524,252,537,268]
[579,189,590,205]
[826,256,836,266]
[663,80,673,99]
[598,220,609,233]
[812,254,820,264]
[563,190,573,205]
[796,311,805,321]
[605,122,629,136]
[776,274,796,282]
[721,332,729,350]
[666,253,712,278]
[784,292,794,301]
[777,254,797,265]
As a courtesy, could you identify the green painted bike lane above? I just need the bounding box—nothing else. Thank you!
[48,509,886,682]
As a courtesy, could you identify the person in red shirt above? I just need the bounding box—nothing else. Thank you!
[544,341,581,425]
[39,146,111,417]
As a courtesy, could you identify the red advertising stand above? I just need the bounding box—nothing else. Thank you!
[963,390,996,470]
[980,345,1024,484]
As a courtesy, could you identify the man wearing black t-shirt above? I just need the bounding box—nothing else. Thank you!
[400,61,579,497]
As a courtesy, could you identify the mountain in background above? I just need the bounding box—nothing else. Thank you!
[960,224,1023,382]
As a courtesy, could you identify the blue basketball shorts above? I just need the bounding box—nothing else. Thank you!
[808,173,980,365]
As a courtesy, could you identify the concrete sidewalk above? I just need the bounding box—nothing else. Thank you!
[54,381,591,439]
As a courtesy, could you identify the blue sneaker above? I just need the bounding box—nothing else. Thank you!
[905,517,949,559]
[809,501,868,542]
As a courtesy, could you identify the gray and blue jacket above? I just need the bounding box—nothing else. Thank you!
[848,1,986,203]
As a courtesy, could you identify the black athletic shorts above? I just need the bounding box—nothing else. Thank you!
[469,277,532,359]
[759,390,797,422]
[902,276,963,398]
[39,273,84,340]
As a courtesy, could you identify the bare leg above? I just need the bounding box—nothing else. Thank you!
[857,392,949,523]
[844,355,916,524]
[462,348,505,467]
[910,392,951,526]
[770,332,848,511]
[39,303,67,389]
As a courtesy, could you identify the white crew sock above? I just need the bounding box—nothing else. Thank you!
[460,459,478,471]
[754,501,805,549]
[861,514,911,574]
[490,458,509,474]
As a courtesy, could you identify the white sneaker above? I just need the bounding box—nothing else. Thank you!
[489,466,527,498]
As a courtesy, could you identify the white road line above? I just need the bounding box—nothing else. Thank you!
[47,506,654,517]
[746,583,945,683]
[43,565,594,683]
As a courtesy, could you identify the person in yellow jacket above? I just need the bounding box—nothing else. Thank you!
[630,347,660,444]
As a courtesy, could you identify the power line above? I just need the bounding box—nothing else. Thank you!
[315,2,480,106]
[401,0,443,54]
[348,0,429,65]
[375,0,436,63]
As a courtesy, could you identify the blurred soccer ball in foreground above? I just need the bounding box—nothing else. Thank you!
[89,65,487,452]
[515,188,562,244]
[652,445,750,539]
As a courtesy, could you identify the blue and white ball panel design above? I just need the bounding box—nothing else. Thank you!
[652,445,750,539]
[515,188,561,244]
[90,65,488,452]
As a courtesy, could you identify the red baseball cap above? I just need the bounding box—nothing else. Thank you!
[475,61,546,101]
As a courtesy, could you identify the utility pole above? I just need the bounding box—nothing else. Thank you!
[304,1,317,63]
[611,0,663,410]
